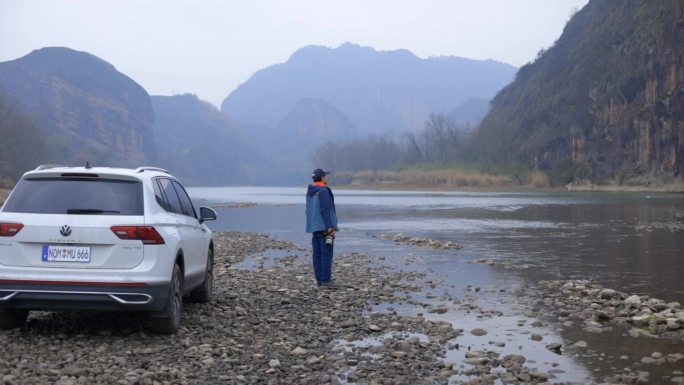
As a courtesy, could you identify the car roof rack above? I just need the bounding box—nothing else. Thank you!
[135,166,170,174]
[35,164,67,170]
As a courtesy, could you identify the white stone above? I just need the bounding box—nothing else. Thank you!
[625,295,642,306]
[268,359,280,368]
[368,324,382,332]
[290,347,308,355]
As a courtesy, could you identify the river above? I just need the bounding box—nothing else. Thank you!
[187,186,684,383]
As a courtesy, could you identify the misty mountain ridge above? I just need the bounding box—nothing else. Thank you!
[1,43,516,186]
[277,98,357,143]
[151,93,257,185]
[221,42,516,135]
[448,98,491,131]
[0,47,155,167]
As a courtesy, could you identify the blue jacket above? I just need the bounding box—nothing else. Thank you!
[306,184,338,233]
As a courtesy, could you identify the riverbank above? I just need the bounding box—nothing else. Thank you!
[336,181,684,194]
[567,182,684,193]
[2,231,683,384]
[332,169,551,191]
[332,169,684,193]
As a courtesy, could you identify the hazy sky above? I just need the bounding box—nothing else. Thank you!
[0,0,589,107]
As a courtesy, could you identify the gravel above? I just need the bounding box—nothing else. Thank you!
[0,232,469,385]
[3,232,681,385]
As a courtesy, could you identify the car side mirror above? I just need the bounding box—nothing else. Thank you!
[199,207,217,224]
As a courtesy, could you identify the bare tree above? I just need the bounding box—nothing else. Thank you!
[404,132,423,163]
[424,113,460,164]
[310,141,342,173]
[309,113,473,175]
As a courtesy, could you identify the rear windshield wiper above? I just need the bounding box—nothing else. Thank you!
[66,208,121,214]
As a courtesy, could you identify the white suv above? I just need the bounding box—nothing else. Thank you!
[0,165,217,333]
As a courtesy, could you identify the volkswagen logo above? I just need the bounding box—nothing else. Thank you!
[60,225,72,237]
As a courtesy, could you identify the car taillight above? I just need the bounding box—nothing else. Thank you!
[0,223,23,237]
[110,226,165,244]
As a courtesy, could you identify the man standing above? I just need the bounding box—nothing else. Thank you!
[306,169,338,288]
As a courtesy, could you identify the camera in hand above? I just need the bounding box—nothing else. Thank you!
[325,235,334,245]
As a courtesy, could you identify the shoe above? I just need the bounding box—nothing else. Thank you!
[319,280,339,289]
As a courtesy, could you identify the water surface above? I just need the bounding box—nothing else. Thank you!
[190,187,684,302]
[188,186,684,383]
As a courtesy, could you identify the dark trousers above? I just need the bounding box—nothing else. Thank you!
[312,232,333,284]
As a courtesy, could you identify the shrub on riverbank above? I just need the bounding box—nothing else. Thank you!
[0,188,11,206]
[334,168,549,189]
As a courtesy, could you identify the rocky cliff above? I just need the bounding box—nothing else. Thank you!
[0,47,155,167]
[475,0,684,187]
[151,94,255,185]
[276,98,357,143]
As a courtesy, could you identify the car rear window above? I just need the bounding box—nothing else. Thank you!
[2,178,144,215]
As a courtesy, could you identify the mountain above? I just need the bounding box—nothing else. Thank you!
[151,94,256,185]
[448,98,490,130]
[475,0,684,186]
[276,98,357,144]
[221,43,517,135]
[0,47,155,167]
[0,92,47,186]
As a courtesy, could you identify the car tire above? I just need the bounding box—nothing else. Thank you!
[149,264,182,334]
[189,248,213,303]
[0,308,29,330]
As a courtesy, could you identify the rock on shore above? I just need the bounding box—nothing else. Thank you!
[534,280,684,340]
[383,233,463,250]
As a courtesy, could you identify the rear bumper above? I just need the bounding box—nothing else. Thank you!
[0,281,170,312]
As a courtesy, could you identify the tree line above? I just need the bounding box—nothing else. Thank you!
[311,113,475,173]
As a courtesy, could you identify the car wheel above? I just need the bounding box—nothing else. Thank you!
[149,264,182,334]
[0,308,29,330]
[189,248,213,303]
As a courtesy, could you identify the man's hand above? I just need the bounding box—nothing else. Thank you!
[327,228,336,236]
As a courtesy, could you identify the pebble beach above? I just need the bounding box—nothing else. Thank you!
[1,231,683,385]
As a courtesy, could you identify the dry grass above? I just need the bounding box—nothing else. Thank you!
[528,171,550,188]
[0,188,11,207]
[337,169,523,189]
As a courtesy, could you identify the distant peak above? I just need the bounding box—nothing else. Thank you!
[287,42,420,64]
[336,42,371,51]
[23,46,114,68]
[31,46,82,55]
[288,45,330,61]
[1,46,122,77]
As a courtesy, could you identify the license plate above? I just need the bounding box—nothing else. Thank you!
[42,245,91,263]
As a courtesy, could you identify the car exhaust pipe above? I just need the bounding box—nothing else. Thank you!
[108,293,152,305]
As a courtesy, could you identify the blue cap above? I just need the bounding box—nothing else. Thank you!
[312,168,330,179]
